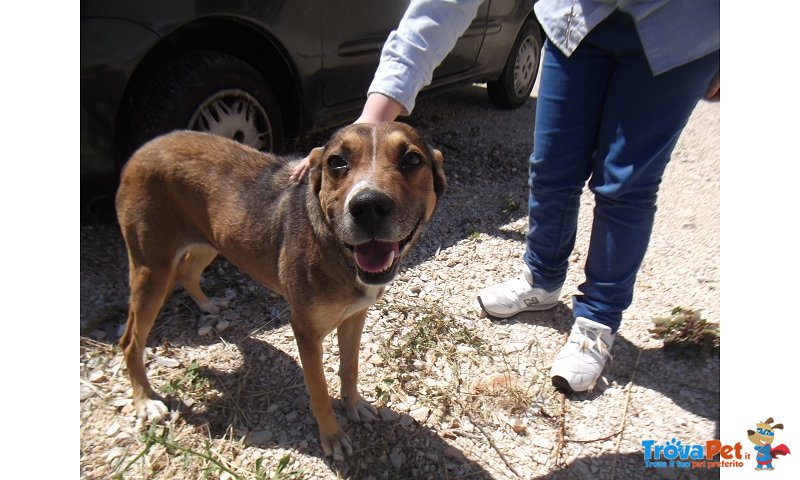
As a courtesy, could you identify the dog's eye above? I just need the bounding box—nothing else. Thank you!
[401,151,423,169]
[327,155,348,171]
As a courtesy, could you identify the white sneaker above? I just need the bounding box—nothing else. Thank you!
[476,267,561,318]
[550,317,615,393]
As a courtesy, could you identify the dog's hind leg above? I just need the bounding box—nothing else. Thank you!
[337,309,378,423]
[120,262,175,422]
[176,244,223,313]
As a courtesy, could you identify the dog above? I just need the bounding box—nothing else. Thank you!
[747,417,791,470]
[115,122,446,460]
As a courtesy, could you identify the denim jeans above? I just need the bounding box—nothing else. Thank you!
[523,12,719,332]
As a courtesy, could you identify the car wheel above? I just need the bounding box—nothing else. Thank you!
[487,20,542,109]
[126,51,283,157]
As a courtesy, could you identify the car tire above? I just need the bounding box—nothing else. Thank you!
[487,19,542,109]
[126,51,284,157]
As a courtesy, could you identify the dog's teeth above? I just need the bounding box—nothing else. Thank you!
[383,250,396,272]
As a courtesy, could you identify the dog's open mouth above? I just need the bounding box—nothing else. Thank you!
[354,241,399,274]
[348,221,419,285]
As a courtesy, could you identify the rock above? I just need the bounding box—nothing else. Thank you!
[379,408,400,422]
[155,357,180,368]
[456,345,476,355]
[111,398,132,407]
[245,430,273,445]
[533,437,553,449]
[503,342,527,354]
[105,422,120,436]
[80,386,93,401]
[389,448,405,470]
[444,446,465,460]
[508,417,526,434]
[105,448,124,464]
[410,406,430,423]
[198,325,213,336]
[216,320,231,331]
[89,370,106,383]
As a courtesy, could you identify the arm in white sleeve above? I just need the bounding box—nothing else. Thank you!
[368,0,484,115]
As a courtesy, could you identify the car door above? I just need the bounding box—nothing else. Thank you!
[320,0,490,107]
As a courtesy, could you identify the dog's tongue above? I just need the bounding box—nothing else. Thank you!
[353,241,399,273]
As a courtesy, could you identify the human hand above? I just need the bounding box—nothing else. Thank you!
[289,94,405,183]
[354,93,405,124]
[704,71,720,102]
[289,157,311,183]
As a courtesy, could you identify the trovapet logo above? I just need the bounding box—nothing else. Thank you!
[642,438,746,470]
[643,417,792,471]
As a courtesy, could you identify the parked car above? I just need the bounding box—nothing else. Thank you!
[81,0,541,195]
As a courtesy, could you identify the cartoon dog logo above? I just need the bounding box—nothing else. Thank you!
[747,417,791,471]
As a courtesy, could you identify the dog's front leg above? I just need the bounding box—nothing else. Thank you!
[294,327,352,461]
[337,310,378,423]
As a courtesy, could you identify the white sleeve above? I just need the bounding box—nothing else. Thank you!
[367,0,485,115]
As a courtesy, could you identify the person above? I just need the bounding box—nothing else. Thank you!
[292,0,720,394]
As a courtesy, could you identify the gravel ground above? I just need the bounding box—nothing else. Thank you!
[80,83,719,479]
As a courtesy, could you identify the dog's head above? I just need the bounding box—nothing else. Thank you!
[307,122,446,285]
[747,417,783,446]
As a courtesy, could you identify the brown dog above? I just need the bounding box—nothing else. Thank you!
[115,122,445,460]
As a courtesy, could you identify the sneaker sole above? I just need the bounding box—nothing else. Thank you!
[551,375,576,394]
[476,296,558,319]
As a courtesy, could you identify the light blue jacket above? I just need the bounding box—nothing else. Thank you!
[369,0,720,114]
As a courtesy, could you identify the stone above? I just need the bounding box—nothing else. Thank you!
[155,357,180,368]
[409,406,430,423]
[389,448,404,470]
[216,319,231,331]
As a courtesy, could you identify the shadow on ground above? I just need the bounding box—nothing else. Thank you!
[171,337,494,478]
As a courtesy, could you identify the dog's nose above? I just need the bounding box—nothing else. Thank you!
[349,190,395,227]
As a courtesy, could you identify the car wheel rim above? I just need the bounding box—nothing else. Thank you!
[189,89,273,151]
[513,35,538,97]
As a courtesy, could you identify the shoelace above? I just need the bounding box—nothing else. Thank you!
[576,326,613,361]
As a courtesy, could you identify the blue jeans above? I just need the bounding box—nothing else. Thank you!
[523,12,719,332]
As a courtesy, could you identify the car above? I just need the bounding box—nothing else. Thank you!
[81,0,542,196]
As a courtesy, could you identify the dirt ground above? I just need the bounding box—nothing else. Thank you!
[80,83,720,479]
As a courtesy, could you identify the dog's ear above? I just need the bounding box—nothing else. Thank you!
[772,423,784,430]
[765,417,774,425]
[307,147,325,196]
[431,148,446,197]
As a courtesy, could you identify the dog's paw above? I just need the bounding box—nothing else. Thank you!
[320,429,353,462]
[344,397,378,423]
[135,398,169,422]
